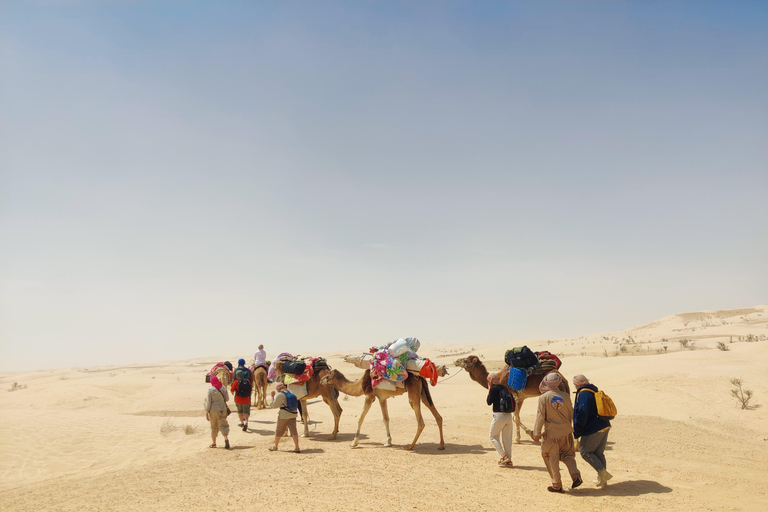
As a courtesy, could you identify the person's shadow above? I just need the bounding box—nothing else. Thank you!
[572,480,672,497]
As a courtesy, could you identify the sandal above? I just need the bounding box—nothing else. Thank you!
[268,446,277,451]
[209,444,216,448]
[294,449,301,453]
[547,486,564,493]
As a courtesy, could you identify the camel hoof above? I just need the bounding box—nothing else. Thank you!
[328,434,337,440]
[438,445,445,450]
[384,442,393,448]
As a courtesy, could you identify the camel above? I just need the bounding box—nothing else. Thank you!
[454,355,569,443]
[211,366,232,388]
[320,368,445,451]
[251,365,268,409]
[274,360,343,439]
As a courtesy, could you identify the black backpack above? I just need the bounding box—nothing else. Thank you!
[498,386,515,413]
[236,377,252,398]
[504,346,539,369]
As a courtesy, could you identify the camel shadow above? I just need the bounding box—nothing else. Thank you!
[508,465,547,472]
[242,428,273,436]
[310,433,369,443]
[399,443,487,455]
[572,480,672,497]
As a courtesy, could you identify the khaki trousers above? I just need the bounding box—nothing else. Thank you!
[541,433,580,485]
[209,410,230,437]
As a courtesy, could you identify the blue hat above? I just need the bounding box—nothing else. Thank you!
[238,358,246,366]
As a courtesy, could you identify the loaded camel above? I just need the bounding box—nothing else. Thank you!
[274,360,343,439]
[251,365,268,409]
[454,355,569,443]
[320,368,445,451]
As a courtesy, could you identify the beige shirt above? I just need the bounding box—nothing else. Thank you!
[533,390,574,438]
[205,387,229,413]
[268,391,298,420]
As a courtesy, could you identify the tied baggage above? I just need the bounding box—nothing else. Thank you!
[508,367,528,391]
[281,361,307,375]
[504,346,538,369]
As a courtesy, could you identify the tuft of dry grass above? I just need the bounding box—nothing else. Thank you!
[182,424,199,435]
[160,418,177,435]
[730,378,754,410]
[7,382,27,392]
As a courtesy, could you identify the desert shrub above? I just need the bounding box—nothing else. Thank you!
[7,382,27,392]
[160,418,177,435]
[679,339,696,349]
[716,342,730,351]
[730,378,753,410]
[182,424,198,435]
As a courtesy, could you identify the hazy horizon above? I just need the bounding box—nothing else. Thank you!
[2,1,766,371]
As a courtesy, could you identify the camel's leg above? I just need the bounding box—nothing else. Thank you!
[301,399,310,437]
[378,397,396,447]
[405,385,426,450]
[513,395,522,443]
[321,392,342,440]
[353,396,376,448]
[420,388,445,450]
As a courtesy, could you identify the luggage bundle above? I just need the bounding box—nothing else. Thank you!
[504,346,564,390]
[346,337,445,390]
[272,356,330,385]
[504,346,539,369]
[535,350,562,372]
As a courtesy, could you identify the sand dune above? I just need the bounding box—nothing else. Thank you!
[1,306,767,511]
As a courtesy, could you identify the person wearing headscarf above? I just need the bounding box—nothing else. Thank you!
[532,372,582,493]
[486,373,515,467]
[204,374,231,449]
[573,374,613,487]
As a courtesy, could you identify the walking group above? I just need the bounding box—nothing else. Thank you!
[204,345,302,453]
[487,370,614,493]
[204,342,614,494]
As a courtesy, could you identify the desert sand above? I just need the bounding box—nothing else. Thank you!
[1,306,767,512]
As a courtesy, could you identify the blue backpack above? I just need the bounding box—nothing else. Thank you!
[280,390,298,414]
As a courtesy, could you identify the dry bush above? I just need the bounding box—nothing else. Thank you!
[182,424,199,435]
[160,418,177,435]
[7,382,27,392]
[730,378,754,410]
[716,342,730,351]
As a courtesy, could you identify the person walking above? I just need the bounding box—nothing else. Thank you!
[205,374,231,449]
[486,373,515,467]
[573,374,613,487]
[266,383,300,453]
[231,361,253,432]
[532,372,582,492]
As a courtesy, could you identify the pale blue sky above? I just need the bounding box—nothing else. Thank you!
[1,1,766,370]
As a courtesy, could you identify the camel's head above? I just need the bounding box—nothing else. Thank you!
[436,365,450,377]
[320,369,339,386]
[455,355,481,370]
[273,360,283,375]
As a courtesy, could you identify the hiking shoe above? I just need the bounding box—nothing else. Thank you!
[547,486,564,493]
[596,470,613,487]
[572,476,583,489]
[242,424,248,432]
[224,439,231,450]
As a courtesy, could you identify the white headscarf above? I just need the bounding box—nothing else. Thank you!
[573,374,589,388]
[539,372,562,393]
